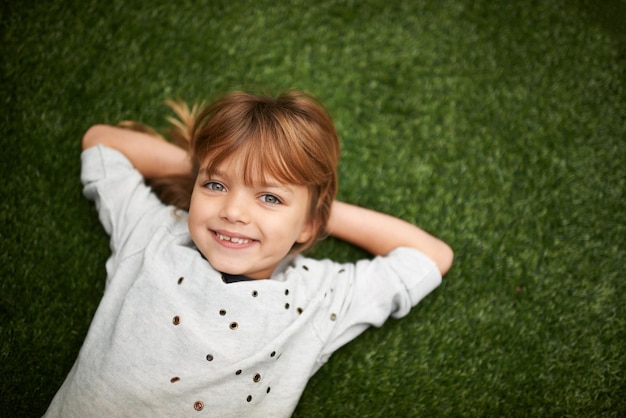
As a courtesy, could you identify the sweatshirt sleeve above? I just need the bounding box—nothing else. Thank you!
[318,247,442,361]
[81,145,171,260]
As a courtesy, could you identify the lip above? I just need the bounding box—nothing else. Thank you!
[211,229,258,249]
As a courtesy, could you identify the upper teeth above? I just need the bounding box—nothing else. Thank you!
[218,233,251,244]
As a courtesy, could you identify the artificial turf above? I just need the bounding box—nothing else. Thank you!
[1,0,625,416]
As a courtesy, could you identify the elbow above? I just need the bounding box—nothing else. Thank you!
[82,124,109,150]
[437,243,454,276]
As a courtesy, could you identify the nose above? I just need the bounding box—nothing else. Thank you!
[219,191,250,224]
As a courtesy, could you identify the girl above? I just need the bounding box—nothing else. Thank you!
[45,91,453,417]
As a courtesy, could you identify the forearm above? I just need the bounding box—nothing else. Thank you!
[327,201,453,275]
[82,124,192,178]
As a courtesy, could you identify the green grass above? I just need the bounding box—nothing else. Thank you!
[2,0,625,416]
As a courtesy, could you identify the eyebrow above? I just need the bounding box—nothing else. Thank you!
[260,182,295,194]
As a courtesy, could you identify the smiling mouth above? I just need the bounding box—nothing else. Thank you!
[215,232,253,245]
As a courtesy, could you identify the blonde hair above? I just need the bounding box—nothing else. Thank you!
[143,91,340,253]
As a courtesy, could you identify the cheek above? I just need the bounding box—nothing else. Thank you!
[187,196,209,229]
[285,211,312,241]
[187,209,200,238]
[187,202,199,225]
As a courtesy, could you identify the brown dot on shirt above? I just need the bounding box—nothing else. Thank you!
[170,376,180,383]
[252,290,258,297]
[229,322,238,330]
[219,309,226,316]
[284,303,290,309]
[247,395,252,402]
[330,313,337,321]
[172,316,181,325]
[206,354,214,361]
[302,265,309,271]
[194,401,204,411]
[235,369,242,375]
[253,373,261,382]
[178,276,184,285]
[284,289,289,296]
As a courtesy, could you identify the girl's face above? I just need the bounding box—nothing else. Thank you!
[188,154,314,279]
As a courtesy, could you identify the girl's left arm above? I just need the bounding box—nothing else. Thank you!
[326,201,453,275]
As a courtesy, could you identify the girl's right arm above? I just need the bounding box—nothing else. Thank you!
[327,201,453,275]
[82,124,192,178]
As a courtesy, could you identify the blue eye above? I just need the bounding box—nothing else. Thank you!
[261,194,281,205]
[205,182,225,192]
